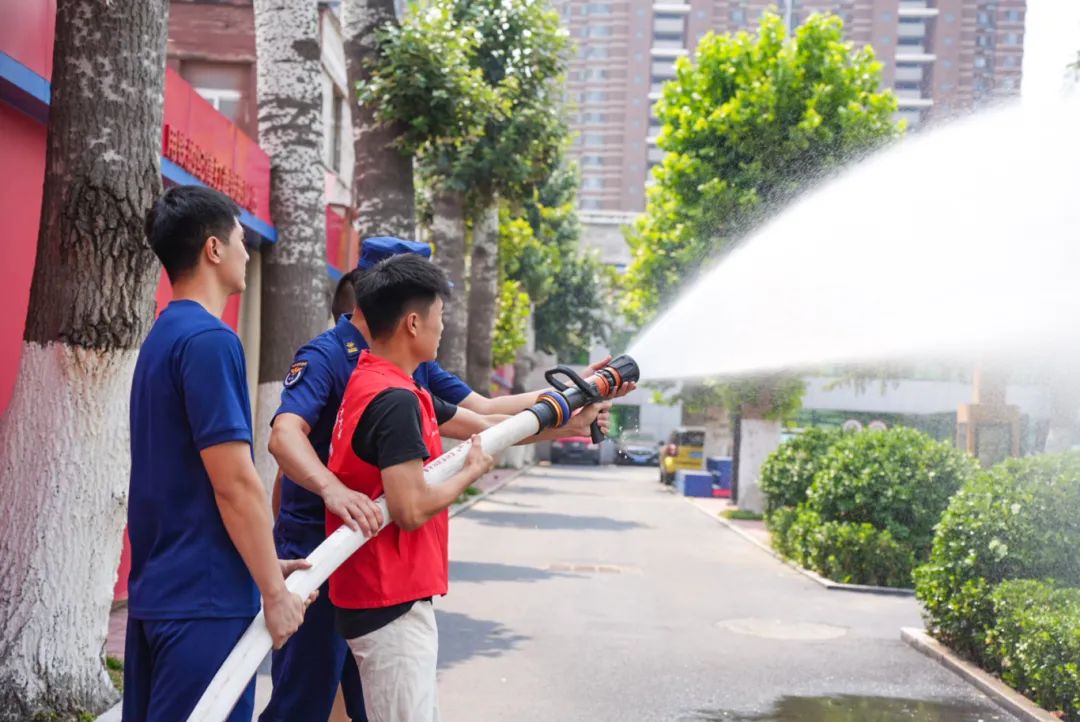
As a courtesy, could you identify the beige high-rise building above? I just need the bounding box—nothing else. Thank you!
[553,0,1027,218]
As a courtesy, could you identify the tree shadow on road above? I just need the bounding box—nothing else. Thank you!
[463,509,646,532]
[449,560,578,584]
[436,610,529,671]
[503,484,599,498]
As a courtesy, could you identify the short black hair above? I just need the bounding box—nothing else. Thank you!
[145,185,241,282]
[354,254,451,340]
[331,268,362,319]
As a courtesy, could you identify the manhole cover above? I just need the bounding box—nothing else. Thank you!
[548,562,638,574]
[714,618,846,640]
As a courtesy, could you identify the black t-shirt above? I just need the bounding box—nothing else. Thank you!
[335,385,457,640]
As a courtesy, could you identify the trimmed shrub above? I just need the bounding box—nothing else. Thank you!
[915,451,1080,666]
[989,580,1080,721]
[807,428,977,558]
[760,428,844,513]
[780,508,914,587]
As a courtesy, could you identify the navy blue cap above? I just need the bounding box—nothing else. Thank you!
[358,236,432,270]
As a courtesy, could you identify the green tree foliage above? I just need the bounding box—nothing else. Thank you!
[424,0,569,202]
[622,11,902,323]
[357,4,498,155]
[498,158,615,363]
[493,280,530,367]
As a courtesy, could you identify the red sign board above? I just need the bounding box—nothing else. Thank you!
[162,68,271,224]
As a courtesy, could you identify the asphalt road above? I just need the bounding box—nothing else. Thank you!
[434,463,1016,722]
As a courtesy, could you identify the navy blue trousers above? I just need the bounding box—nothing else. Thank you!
[258,528,367,722]
[123,616,255,722]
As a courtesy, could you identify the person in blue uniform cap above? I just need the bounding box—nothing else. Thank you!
[260,237,627,722]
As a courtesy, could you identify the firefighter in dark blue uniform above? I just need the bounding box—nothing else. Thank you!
[259,238,472,722]
[260,237,630,721]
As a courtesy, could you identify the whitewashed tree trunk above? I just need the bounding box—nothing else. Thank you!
[343,0,415,240]
[466,200,499,392]
[432,189,468,378]
[0,1,168,717]
[253,0,328,488]
[736,418,782,515]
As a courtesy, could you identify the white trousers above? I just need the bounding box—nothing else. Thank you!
[345,600,440,722]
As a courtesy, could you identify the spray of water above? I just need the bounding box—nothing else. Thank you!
[628,99,1080,382]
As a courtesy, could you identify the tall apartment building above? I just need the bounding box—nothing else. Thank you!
[554,0,1027,216]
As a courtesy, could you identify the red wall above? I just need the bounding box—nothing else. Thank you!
[0,106,47,414]
[0,0,56,79]
[163,68,272,224]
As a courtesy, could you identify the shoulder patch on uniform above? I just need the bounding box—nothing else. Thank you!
[344,340,360,358]
[284,361,308,388]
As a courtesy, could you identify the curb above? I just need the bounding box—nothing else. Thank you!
[449,462,535,518]
[683,497,915,597]
[901,627,1061,722]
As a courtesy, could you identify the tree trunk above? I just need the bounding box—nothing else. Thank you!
[735,409,781,515]
[343,0,415,240]
[253,0,329,491]
[730,410,741,503]
[466,200,500,392]
[432,189,468,377]
[0,1,168,718]
[511,306,536,395]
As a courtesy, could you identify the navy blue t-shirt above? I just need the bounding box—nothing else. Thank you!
[127,300,259,620]
[272,315,471,542]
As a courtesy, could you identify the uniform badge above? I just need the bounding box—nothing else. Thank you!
[344,341,360,358]
[284,361,308,388]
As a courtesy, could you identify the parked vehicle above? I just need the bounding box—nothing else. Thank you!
[551,436,601,465]
[660,426,706,484]
[615,430,659,466]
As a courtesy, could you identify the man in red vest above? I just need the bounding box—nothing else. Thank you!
[326,254,495,722]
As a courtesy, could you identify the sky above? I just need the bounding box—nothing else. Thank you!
[1021,0,1080,99]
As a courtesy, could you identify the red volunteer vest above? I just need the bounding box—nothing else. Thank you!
[327,351,447,609]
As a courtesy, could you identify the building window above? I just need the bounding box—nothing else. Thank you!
[194,87,243,120]
[582,176,603,190]
[653,13,685,35]
[586,2,610,15]
[974,56,988,69]
[977,11,993,26]
[182,61,248,123]
[650,59,676,78]
[580,155,604,167]
[730,9,746,24]
[588,25,612,38]
[1002,33,1022,46]
[1002,55,1020,68]
[1005,9,1023,22]
[580,198,603,210]
[583,134,605,146]
[585,47,609,59]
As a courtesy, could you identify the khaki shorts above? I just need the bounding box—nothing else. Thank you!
[345,600,440,722]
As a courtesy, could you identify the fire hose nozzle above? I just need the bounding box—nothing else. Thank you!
[530,354,641,442]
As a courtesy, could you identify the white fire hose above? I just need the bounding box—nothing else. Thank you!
[186,355,639,722]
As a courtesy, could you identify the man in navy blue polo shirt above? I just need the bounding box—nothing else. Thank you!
[260,237,623,722]
[125,186,312,722]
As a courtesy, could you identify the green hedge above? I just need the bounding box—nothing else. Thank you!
[807,428,976,558]
[915,451,1080,666]
[989,580,1080,721]
[763,427,974,588]
[760,428,843,513]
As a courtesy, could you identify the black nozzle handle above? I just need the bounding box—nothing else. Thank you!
[589,420,604,444]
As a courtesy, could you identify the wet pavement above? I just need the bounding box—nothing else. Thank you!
[435,464,1018,722]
